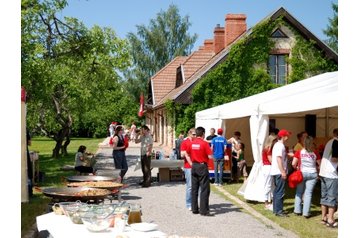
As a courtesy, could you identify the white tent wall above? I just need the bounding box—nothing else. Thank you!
[195,119,223,138]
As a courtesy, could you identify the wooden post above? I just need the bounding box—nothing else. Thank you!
[21,87,29,202]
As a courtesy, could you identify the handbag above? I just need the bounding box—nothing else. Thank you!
[288,157,303,188]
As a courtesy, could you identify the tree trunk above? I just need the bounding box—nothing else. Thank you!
[52,139,63,158]
[61,133,71,156]
[52,124,72,158]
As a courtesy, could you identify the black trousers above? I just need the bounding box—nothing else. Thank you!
[191,163,210,214]
[75,166,94,173]
[141,155,151,186]
[232,157,238,179]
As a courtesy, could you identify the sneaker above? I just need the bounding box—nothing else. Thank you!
[218,184,223,187]
[187,207,192,211]
[213,183,219,186]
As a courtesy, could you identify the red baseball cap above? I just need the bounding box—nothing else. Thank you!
[278,129,291,137]
[217,128,223,135]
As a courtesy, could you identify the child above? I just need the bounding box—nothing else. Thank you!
[237,143,248,182]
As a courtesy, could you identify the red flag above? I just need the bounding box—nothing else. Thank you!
[21,86,26,102]
[138,93,144,117]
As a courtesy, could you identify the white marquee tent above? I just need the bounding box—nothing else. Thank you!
[195,71,338,201]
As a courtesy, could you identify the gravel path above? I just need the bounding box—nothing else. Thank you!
[95,141,299,238]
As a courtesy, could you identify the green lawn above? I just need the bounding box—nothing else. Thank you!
[21,137,104,237]
[214,180,338,238]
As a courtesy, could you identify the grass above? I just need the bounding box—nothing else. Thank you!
[21,137,104,237]
[214,180,338,238]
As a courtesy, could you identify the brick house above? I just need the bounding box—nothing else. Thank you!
[145,7,337,151]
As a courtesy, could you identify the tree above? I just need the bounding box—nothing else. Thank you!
[323,3,338,53]
[22,0,131,157]
[123,4,198,100]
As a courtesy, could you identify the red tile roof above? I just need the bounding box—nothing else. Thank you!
[153,49,214,107]
[151,56,187,105]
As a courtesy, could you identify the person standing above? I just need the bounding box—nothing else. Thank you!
[262,134,277,210]
[130,121,137,142]
[112,125,128,180]
[292,136,321,218]
[319,128,338,228]
[205,128,217,142]
[228,131,241,182]
[187,127,213,216]
[175,131,185,160]
[26,129,33,197]
[270,129,292,217]
[109,122,116,137]
[135,125,153,187]
[180,128,195,210]
[211,128,227,186]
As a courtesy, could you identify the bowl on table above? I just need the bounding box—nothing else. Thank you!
[81,214,113,232]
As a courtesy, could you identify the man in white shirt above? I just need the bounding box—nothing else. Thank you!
[319,128,338,227]
[271,129,292,217]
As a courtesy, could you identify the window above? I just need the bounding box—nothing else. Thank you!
[175,65,184,88]
[271,28,288,38]
[268,54,287,84]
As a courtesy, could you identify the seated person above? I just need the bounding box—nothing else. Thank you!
[75,145,94,174]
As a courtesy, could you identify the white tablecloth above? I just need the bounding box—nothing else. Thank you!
[36,212,166,238]
[134,159,184,171]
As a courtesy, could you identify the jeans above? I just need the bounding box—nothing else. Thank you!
[214,159,224,184]
[272,174,286,214]
[320,176,338,207]
[294,172,317,216]
[184,168,192,208]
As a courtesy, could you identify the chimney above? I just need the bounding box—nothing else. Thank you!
[203,39,214,52]
[225,14,247,47]
[214,24,225,54]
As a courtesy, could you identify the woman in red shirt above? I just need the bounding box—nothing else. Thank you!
[262,135,277,210]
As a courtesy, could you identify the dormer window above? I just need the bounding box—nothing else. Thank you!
[175,65,185,88]
[271,28,288,38]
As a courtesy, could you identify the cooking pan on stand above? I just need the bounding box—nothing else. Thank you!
[42,187,111,202]
[66,175,117,183]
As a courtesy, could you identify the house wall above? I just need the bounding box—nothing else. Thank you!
[146,108,175,152]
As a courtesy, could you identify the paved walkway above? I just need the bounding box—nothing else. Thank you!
[94,139,298,238]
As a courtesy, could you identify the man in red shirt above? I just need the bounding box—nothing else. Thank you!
[187,126,213,216]
[180,128,196,210]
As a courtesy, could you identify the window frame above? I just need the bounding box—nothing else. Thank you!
[268,54,288,85]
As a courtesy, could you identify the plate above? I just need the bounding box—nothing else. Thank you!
[130,222,158,232]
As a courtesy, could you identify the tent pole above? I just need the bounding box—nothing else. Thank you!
[325,108,329,137]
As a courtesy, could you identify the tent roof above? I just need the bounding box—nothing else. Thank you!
[196,71,338,120]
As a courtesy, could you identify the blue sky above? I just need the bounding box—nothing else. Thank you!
[60,0,338,50]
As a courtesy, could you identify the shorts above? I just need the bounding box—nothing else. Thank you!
[320,176,338,207]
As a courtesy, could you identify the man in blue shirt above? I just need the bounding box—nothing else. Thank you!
[211,128,227,186]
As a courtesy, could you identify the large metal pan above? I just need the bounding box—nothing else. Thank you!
[67,181,124,191]
[66,175,117,183]
[42,187,111,202]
